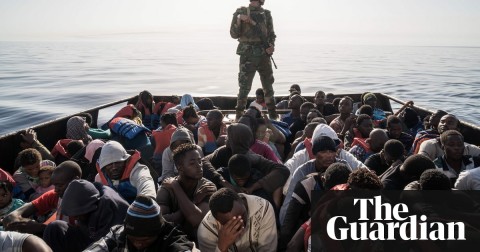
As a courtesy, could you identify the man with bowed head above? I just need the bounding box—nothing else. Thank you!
[198,188,277,252]
[231,0,278,120]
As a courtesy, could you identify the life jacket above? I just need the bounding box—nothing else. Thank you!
[152,124,177,156]
[350,137,372,154]
[353,128,363,138]
[96,150,141,204]
[176,110,184,125]
[51,139,73,159]
[109,117,151,140]
[153,102,177,115]
[412,132,438,154]
[199,122,226,154]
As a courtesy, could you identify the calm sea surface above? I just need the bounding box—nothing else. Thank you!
[1,35,479,136]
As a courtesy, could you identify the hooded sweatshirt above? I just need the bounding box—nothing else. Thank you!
[61,180,129,242]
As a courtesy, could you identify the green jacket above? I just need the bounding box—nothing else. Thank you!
[230,5,276,56]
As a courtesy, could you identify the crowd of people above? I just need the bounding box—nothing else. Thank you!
[1,86,480,252]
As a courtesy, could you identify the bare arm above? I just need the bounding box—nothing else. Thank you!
[171,180,210,228]
[22,235,53,252]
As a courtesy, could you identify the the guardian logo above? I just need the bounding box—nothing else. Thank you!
[326,196,466,241]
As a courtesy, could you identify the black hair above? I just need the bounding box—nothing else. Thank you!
[300,102,315,111]
[67,141,85,157]
[207,109,224,120]
[255,88,264,96]
[348,168,383,189]
[172,143,199,166]
[356,114,372,126]
[440,130,464,147]
[18,148,42,166]
[182,105,198,120]
[332,98,341,111]
[160,113,178,127]
[315,90,325,97]
[247,106,262,119]
[290,84,301,92]
[384,139,405,160]
[0,180,14,194]
[55,160,83,179]
[308,109,323,118]
[323,163,351,190]
[358,105,373,117]
[311,117,327,124]
[209,188,241,219]
[419,169,451,190]
[386,115,402,128]
[402,154,436,178]
[228,154,251,178]
[341,96,354,105]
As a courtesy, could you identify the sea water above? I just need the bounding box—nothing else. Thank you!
[1,33,479,136]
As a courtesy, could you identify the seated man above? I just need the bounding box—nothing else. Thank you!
[279,163,351,251]
[419,114,480,160]
[329,96,354,135]
[433,130,480,186]
[313,90,336,117]
[385,115,414,153]
[198,188,277,252]
[348,128,389,163]
[365,139,405,176]
[96,140,157,203]
[355,92,386,121]
[160,127,204,183]
[344,114,373,150]
[284,124,366,195]
[216,154,274,207]
[411,110,448,154]
[44,179,129,251]
[280,135,349,224]
[156,143,217,240]
[202,123,289,198]
[84,195,198,252]
[282,94,304,127]
[4,161,81,235]
[197,109,227,155]
[380,154,436,190]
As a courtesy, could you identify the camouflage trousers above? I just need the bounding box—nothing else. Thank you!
[236,53,277,119]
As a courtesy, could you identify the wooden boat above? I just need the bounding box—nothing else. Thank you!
[1,93,479,174]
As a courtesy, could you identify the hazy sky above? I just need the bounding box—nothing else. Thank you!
[1,0,479,46]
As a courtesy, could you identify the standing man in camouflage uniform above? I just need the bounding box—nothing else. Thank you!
[231,0,277,120]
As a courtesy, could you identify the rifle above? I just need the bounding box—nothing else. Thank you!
[249,13,278,69]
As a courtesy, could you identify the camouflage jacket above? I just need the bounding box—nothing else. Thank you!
[230,5,276,56]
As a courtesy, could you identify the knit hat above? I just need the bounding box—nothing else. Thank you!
[170,127,194,146]
[363,92,377,103]
[61,179,100,216]
[312,135,337,154]
[124,195,165,236]
[98,141,130,169]
[85,139,105,163]
[312,124,341,147]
